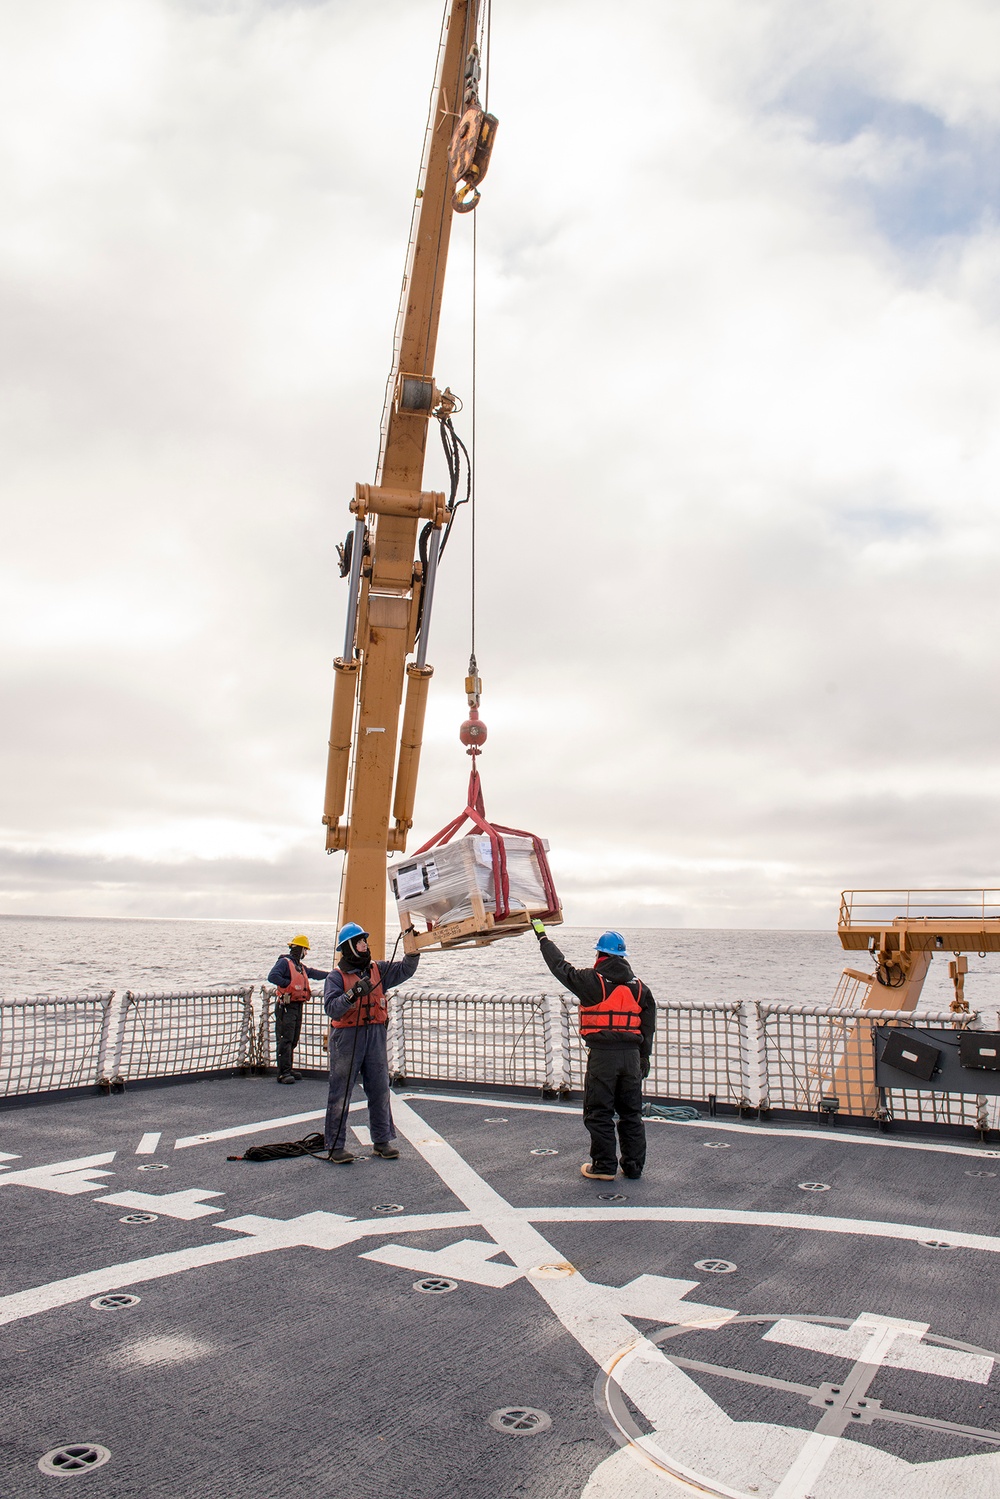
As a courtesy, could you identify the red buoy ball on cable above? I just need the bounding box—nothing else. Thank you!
[460,709,488,749]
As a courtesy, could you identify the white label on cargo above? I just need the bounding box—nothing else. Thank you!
[395,865,425,900]
[424,859,438,884]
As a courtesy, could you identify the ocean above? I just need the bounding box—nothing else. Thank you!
[3,913,999,1013]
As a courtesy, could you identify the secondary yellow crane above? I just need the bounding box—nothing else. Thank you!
[322,0,497,958]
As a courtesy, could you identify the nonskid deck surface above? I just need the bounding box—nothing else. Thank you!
[3,1078,1000,1498]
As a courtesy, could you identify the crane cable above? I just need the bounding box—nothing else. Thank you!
[468,0,491,668]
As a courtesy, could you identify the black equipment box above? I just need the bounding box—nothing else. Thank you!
[875,1026,1000,1097]
[959,1032,1000,1071]
[879,1029,941,1081]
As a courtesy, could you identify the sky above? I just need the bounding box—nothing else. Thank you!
[3,0,1000,929]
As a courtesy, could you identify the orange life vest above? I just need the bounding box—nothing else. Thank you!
[328,962,387,1029]
[579,973,643,1039]
[276,958,312,1005]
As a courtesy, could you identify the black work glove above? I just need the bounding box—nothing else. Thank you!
[345,975,373,1005]
[640,1054,650,1079]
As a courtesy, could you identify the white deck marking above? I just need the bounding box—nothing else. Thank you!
[95,1188,225,1220]
[174,1101,366,1150]
[389,1097,795,1494]
[770,1432,840,1499]
[0,1153,116,1195]
[135,1133,161,1155]
[603,1275,734,1329]
[5,1102,1000,1494]
[403,1091,1000,1160]
[525,1204,1000,1254]
[351,1124,372,1146]
[0,1210,477,1328]
[772,1315,923,1499]
[765,1314,994,1384]
[0,1152,20,1164]
[171,1088,1000,1161]
[109,1333,214,1369]
[361,1238,523,1287]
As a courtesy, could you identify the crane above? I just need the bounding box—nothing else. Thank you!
[321,0,497,958]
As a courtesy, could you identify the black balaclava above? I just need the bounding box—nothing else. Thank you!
[338,937,370,974]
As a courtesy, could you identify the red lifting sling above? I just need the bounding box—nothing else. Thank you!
[413,763,560,924]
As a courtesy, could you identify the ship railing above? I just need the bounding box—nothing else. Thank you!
[105,988,256,1084]
[259,985,331,1077]
[258,986,559,1091]
[839,888,1000,927]
[0,993,114,1097]
[754,1002,976,1121]
[5,988,1000,1136]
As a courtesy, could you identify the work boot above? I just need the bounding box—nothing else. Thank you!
[621,1163,643,1180]
[580,1162,616,1181]
[372,1142,400,1159]
[327,1148,355,1164]
[277,1073,297,1085]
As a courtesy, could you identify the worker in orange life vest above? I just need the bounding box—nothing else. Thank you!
[321,922,420,1164]
[266,935,329,1084]
[533,923,655,1181]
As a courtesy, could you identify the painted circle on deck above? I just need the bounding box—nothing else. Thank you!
[594,1313,1000,1497]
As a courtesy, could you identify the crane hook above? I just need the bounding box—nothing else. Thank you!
[459,656,487,755]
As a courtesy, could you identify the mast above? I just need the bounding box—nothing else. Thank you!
[322,0,490,956]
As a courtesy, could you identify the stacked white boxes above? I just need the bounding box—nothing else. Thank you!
[388,832,551,929]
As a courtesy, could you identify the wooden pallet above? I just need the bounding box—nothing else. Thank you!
[400,894,563,954]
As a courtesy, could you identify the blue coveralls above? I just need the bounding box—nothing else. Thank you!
[323,954,419,1150]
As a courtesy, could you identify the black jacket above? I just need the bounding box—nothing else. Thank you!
[266,956,329,989]
[539,938,656,1057]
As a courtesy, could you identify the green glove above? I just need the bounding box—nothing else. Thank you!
[531,918,546,939]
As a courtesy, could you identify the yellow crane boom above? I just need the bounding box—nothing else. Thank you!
[322,0,496,957]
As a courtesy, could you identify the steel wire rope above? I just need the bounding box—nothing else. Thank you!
[504,999,541,1085]
[470,205,477,657]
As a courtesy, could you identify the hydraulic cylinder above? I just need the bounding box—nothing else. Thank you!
[323,658,359,849]
[391,662,434,847]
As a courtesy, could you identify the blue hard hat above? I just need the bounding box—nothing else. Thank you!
[594,930,627,957]
[336,922,369,948]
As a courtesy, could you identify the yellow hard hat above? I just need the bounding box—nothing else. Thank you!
[289,934,310,950]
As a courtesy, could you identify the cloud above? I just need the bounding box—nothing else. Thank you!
[2,0,1000,929]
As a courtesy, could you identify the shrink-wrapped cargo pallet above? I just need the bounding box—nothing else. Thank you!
[389,792,562,950]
